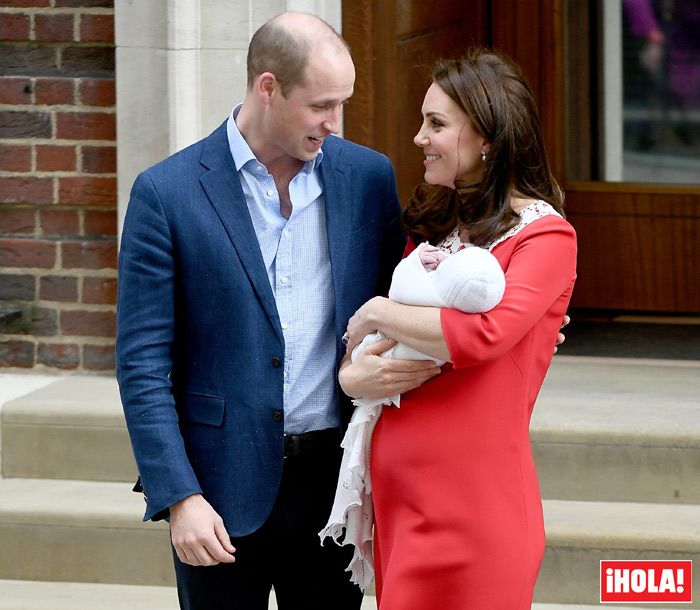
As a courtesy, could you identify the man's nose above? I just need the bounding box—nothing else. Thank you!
[322,106,342,134]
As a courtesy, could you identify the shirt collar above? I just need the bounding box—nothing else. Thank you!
[226,104,324,174]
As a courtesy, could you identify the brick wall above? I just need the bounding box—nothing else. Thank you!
[0,0,116,372]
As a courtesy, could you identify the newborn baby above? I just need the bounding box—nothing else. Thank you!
[353,241,506,400]
[320,241,506,589]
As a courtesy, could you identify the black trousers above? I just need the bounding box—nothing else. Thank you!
[173,444,364,610]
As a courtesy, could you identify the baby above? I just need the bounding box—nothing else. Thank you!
[353,241,506,393]
[320,241,506,589]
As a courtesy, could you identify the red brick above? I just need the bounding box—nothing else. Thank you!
[78,78,115,107]
[41,209,79,235]
[0,238,56,268]
[38,342,79,369]
[56,111,115,141]
[28,306,57,335]
[58,177,115,206]
[83,342,115,371]
[0,177,53,205]
[61,46,114,77]
[0,13,30,41]
[0,274,35,300]
[79,14,113,43]
[0,0,51,6]
[61,309,115,337]
[40,275,78,301]
[35,13,75,42]
[82,145,115,173]
[82,276,116,304]
[61,240,116,269]
[0,341,34,368]
[83,210,116,236]
[35,77,75,105]
[55,0,113,6]
[0,145,31,172]
[0,207,35,234]
[0,77,33,104]
[36,145,77,172]
[0,110,51,138]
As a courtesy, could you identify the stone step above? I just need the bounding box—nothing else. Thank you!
[2,477,698,605]
[0,478,172,586]
[4,359,700,505]
[532,356,700,504]
[0,581,383,610]
[535,498,700,608]
[0,580,178,610]
[1,377,137,482]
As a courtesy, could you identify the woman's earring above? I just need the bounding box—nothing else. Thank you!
[481,150,487,162]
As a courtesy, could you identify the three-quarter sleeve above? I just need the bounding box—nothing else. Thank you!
[441,217,577,368]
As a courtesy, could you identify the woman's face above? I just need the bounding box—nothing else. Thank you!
[414,82,488,188]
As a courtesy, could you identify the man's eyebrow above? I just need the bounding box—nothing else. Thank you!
[312,96,353,105]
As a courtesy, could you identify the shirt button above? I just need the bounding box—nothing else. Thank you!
[280,277,288,284]
[257,165,264,172]
[271,356,282,367]
[272,411,283,422]
[281,322,288,330]
[266,189,274,196]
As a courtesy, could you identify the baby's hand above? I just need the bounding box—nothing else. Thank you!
[419,243,448,270]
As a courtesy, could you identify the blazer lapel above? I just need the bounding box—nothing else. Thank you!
[320,141,352,338]
[199,124,282,341]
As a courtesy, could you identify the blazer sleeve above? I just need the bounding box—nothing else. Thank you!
[440,217,577,369]
[377,156,407,296]
[116,171,202,521]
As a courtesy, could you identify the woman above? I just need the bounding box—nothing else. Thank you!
[340,49,577,609]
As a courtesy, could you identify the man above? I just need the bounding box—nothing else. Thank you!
[116,12,438,610]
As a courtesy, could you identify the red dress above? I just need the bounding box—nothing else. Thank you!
[371,213,577,610]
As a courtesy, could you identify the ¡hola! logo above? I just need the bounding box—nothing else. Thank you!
[600,560,692,603]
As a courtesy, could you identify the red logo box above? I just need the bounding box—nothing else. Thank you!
[601,560,692,603]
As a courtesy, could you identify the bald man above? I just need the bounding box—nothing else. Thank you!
[116,12,437,610]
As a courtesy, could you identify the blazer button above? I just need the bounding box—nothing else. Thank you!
[272,411,283,422]
[271,357,282,368]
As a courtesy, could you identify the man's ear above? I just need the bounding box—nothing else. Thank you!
[256,72,278,106]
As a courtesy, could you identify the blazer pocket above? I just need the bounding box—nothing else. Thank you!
[179,391,225,427]
[349,221,378,251]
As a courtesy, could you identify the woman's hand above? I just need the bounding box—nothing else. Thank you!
[345,296,388,352]
[339,339,441,399]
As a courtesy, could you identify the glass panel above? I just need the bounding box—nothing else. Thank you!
[565,0,700,184]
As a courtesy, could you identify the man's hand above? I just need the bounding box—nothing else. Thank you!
[554,314,570,354]
[339,339,441,399]
[170,494,236,566]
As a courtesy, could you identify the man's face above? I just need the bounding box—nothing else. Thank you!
[265,51,355,163]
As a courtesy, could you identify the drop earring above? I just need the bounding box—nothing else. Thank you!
[481,150,487,162]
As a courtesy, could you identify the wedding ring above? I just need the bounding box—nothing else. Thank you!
[341,332,349,345]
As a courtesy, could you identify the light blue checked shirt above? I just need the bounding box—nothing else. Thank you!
[226,105,338,434]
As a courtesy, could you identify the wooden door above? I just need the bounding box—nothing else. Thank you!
[343,0,489,202]
[343,0,700,313]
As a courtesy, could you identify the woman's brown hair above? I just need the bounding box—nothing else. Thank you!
[403,48,564,248]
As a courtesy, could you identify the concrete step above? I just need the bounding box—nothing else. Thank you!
[0,580,383,610]
[4,358,700,503]
[0,478,173,586]
[0,580,178,610]
[532,356,700,504]
[535,498,700,608]
[1,377,137,482]
[2,477,698,604]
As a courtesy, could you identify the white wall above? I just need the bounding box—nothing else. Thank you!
[115,0,342,234]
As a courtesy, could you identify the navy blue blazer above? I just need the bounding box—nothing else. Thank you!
[116,122,405,535]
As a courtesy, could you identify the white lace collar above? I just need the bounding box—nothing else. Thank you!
[437,200,561,254]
